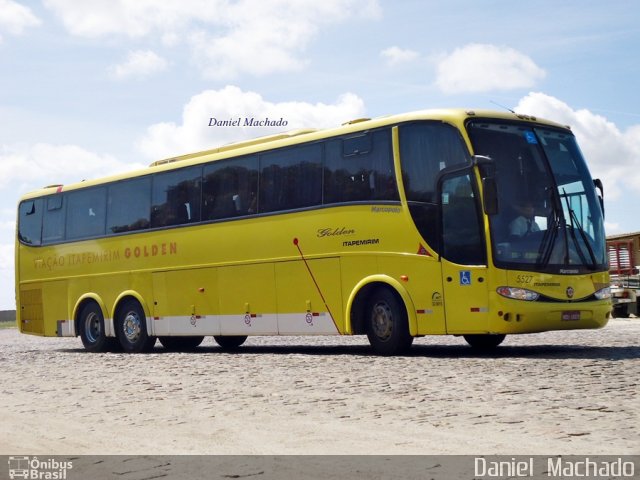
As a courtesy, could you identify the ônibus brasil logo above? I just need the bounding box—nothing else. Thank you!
[8,456,73,479]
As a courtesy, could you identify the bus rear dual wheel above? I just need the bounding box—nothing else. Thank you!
[78,299,154,353]
[115,299,156,353]
[78,302,118,353]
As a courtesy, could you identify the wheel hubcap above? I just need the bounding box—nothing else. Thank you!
[372,301,393,340]
[123,311,142,343]
[84,312,100,343]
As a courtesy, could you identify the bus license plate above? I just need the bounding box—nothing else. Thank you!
[562,311,581,321]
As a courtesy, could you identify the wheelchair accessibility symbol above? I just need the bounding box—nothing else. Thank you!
[460,270,472,286]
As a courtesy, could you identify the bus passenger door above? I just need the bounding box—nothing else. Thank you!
[439,173,490,334]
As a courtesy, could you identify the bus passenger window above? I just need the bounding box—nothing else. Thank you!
[259,144,322,213]
[42,195,65,244]
[323,129,398,204]
[66,187,107,240]
[203,156,258,220]
[151,167,202,228]
[18,199,43,246]
[400,122,471,252]
[107,177,151,233]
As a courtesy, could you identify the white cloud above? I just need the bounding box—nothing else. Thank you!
[380,46,419,66]
[137,85,366,160]
[605,221,621,234]
[0,0,40,41]
[435,43,546,94]
[109,50,168,80]
[42,0,215,38]
[188,0,380,79]
[0,143,145,192]
[44,0,381,79]
[515,92,640,201]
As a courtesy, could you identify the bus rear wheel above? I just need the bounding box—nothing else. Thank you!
[463,334,506,349]
[366,287,413,355]
[159,336,204,351]
[79,302,116,353]
[214,335,247,350]
[116,299,156,353]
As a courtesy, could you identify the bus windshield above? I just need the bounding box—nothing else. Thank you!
[467,121,607,274]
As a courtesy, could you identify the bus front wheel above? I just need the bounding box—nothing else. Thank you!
[463,334,506,349]
[214,335,247,350]
[78,302,116,353]
[116,299,156,353]
[366,287,413,355]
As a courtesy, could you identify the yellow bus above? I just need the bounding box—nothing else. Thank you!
[15,109,611,355]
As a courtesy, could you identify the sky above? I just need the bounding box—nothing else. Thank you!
[1,0,639,309]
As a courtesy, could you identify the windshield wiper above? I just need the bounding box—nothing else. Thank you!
[561,189,597,269]
[536,186,562,268]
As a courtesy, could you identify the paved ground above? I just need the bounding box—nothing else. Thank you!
[0,319,638,456]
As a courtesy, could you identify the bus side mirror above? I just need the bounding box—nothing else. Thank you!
[482,177,498,215]
[594,178,604,217]
[473,155,499,215]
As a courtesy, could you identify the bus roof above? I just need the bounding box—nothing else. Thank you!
[19,108,570,200]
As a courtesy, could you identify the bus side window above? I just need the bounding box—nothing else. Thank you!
[66,187,107,240]
[259,144,322,213]
[400,122,471,252]
[203,156,258,220]
[441,174,486,265]
[42,195,65,244]
[151,167,202,228]
[18,199,43,246]
[107,177,151,233]
[324,129,398,204]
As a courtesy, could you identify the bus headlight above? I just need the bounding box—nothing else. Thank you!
[497,286,540,301]
[594,287,611,300]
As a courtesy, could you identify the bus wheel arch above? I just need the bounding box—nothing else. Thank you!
[113,294,156,353]
[346,276,417,353]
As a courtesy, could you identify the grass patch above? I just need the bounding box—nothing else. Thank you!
[0,319,17,329]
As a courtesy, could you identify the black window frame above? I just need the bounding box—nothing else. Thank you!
[18,125,407,247]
